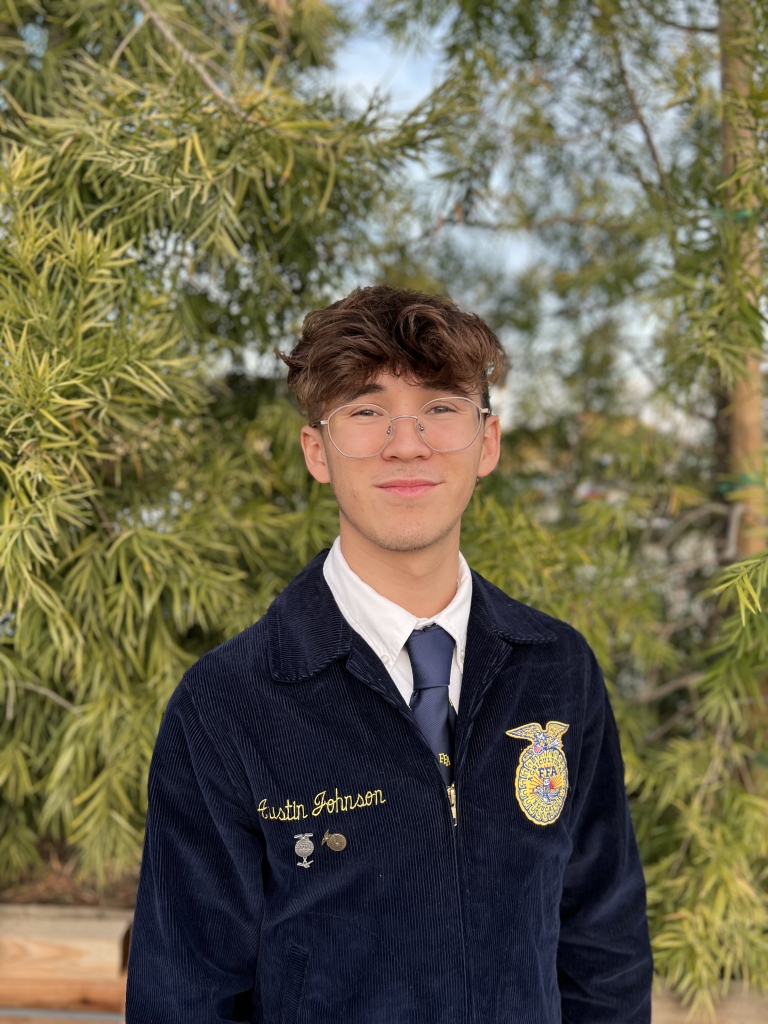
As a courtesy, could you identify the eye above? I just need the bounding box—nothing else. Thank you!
[424,401,462,415]
[348,405,385,419]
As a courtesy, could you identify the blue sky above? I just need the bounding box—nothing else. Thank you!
[329,7,441,113]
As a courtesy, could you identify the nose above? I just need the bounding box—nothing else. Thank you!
[382,415,431,460]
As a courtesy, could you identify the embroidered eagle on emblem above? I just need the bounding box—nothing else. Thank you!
[506,721,569,825]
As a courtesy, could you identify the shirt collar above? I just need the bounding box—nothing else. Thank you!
[266,549,557,684]
[323,537,472,670]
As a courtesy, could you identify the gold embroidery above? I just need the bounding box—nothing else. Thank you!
[312,788,386,817]
[257,787,387,823]
[506,721,569,826]
[257,798,307,822]
[438,753,451,766]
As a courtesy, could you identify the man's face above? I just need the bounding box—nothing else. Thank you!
[301,373,501,553]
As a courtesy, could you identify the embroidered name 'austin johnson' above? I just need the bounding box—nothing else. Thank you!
[256,788,387,821]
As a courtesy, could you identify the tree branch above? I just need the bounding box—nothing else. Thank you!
[484,114,636,146]
[644,705,691,742]
[9,680,83,716]
[437,214,590,233]
[614,42,673,202]
[204,0,246,37]
[109,13,148,70]
[134,0,253,121]
[722,501,745,561]
[636,0,717,34]
[637,672,705,703]
[658,502,729,549]
[658,18,718,33]
[658,614,709,640]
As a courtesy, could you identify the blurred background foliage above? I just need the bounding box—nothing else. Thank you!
[0,0,767,1012]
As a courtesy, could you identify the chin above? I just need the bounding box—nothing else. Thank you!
[371,531,445,554]
[340,506,457,553]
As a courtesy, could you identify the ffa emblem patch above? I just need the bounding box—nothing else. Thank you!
[506,721,569,825]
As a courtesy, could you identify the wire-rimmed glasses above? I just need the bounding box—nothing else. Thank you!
[313,396,490,459]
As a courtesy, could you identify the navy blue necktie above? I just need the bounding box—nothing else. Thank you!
[406,624,457,786]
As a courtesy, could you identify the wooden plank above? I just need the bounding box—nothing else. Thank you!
[0,906,132,983]
[0,1015,123,1024]
[0,974,126,1012]
[654,985,768,1023]
[0,905,130,1012]
[0,1019,115,1024]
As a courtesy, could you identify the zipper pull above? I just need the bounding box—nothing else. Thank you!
[447,783,457,826]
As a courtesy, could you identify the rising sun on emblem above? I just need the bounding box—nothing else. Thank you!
[506,721,569,825]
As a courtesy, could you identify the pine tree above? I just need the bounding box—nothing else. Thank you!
[370,0,768,1010]
[0,0,445,882]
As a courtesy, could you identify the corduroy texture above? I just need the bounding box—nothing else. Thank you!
[126,552,652,1024]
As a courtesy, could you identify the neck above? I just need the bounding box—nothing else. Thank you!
[338,521,461,618]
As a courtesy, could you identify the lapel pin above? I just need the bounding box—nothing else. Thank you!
[294,833,314,868]
[322,830,347,852]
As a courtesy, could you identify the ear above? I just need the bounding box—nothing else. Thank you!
[476,414,501,480]
[301,425,331,484]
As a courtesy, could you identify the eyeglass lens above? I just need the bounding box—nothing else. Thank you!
[327,398,483,458]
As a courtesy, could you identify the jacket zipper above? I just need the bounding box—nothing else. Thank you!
[444,777,468,1022]
[447,782,457,825]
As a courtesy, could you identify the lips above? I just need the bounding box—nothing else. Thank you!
[376,479,441,499]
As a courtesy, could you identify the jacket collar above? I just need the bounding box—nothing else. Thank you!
[267,550,556,684]
[467,569,557,646]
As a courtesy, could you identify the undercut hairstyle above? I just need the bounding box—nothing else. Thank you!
[281,285,506,422]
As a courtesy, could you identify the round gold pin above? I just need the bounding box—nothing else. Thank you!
[321,830,347,852]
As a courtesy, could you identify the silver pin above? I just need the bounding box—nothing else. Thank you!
[294,833,314,868]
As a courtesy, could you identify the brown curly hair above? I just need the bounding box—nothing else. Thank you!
[281,285,506,422]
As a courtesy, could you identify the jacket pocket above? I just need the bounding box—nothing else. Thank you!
[280,943,309,1024]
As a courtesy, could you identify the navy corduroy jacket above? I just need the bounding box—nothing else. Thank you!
[127,551,652,1024]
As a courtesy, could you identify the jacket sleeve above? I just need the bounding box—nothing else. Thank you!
[557,649,653,1024]
[126,682,265,1024]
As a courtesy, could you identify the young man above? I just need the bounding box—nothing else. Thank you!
[127,286,653,1023]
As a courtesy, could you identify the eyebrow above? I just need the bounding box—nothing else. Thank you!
[341,383,475,404]
[344,383,386,402]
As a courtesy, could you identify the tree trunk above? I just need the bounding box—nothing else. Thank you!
[719,0,764,558]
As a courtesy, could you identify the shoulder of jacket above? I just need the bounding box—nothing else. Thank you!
[472,571,595,660]
[176,616,272,710]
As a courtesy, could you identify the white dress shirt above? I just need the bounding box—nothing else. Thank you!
[323,536,473,711]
